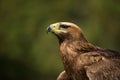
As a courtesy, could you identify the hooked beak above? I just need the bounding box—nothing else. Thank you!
[46,23,58,33]
[46,26,52,33]
[46,26,53,34]
[46,23,61,34]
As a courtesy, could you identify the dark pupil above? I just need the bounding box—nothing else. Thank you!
[60,25,69,29]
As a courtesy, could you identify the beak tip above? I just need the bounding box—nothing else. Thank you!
[46,26,52,34]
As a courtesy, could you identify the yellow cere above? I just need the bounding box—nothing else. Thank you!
[51,23,67,33]
[51,23,61,33]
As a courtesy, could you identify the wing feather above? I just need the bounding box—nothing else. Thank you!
[86,59,120,80]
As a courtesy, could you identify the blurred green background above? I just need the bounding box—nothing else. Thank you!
[0,0,120,80]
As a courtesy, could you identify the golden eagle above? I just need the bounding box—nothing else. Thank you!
[46,22,120,80]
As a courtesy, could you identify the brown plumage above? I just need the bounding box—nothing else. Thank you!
[46,22,120,80]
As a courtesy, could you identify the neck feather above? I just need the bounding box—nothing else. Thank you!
[59,38,98,73]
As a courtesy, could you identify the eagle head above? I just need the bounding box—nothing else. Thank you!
[46,22,86,41]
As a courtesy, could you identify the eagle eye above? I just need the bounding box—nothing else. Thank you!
[59,25,70,30]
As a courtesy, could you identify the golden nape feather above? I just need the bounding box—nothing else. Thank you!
[47,22,120,80]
